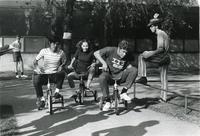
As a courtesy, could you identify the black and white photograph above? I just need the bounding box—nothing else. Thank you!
[0,0,199,135]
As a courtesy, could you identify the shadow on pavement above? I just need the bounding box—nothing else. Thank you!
[18,105,109,136]
[114,97,160,116]
[91,120,159,136]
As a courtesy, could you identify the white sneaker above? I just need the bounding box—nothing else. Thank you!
[120,93,131,101]
[16,75,20,78]
[21,75,28,78]
[102,102,111,111]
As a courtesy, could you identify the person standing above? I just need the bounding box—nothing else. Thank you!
[10,35,28,78]
[136,13,170,84]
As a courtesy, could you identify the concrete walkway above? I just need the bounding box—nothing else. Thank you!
[0,71,200,136]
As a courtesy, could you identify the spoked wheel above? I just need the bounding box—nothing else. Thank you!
[94,90,98,102]
[61,96,64,108]
[78,89,84,105]
[114,90,119,115]
[49,96,53,115]
[99,96,103,111]
[124,100,128,110]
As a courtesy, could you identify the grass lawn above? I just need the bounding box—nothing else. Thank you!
[0,105,18,136]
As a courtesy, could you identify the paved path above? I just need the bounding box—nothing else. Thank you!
[0,74,200,136]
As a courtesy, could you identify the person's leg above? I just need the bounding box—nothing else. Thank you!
[53,70,65,96]
[33,73,47,98]
[119,67,138,101]
[99,72,111,98]
[13,52,18,77]
[120,67,138,90]
[33,73,47,108]
[18,54,28,78]
[15,61,19,78]
[67,71,79,88]
[86,66,95,89]
[136,54,148,84]
[99,72,112,111]
[138,54,147,77]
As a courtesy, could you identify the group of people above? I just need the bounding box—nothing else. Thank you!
[0,13,170,111]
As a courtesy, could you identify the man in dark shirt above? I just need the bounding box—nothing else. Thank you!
[94,40,137,111]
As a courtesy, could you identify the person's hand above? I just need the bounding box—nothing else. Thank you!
[34,66,44,74]
[142,51,153,59]
[100,63,108,72]
[57,66,63,72]
[7,44,14,50]
[88,63,96,69]
[67,64,73,70]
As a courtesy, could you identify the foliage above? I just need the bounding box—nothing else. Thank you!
[89,0,198,43]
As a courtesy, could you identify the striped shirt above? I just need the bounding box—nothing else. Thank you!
[36,48,66,74]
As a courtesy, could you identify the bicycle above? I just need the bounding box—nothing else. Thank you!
[45,74,64,115]
[72,72,98,105]
[99,76,128,115]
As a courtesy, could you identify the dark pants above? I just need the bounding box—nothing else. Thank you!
[99,67,138,98]
[33,70,65,98]
[67,66,95,88]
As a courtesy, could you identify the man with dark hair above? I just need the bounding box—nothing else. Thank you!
[136,13,170,84]
[10,35,28,78]
[94,40,137,111]
[33,36,66,110]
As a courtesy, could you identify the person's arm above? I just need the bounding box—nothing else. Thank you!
[68,57,75,69]
[57,51,67,71]
[94,50,108,71]
[68,49,78,69]
[33,49,44,73]
[142,34,164,59]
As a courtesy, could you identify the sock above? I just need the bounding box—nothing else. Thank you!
[21,72,24,75]
[16,72,18,75]
[105,97,111,102]
[121,87,127,94]
[55,88,60,93]
[41,96,45,101]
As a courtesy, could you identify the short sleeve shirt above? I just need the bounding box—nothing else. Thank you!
[36,48,66,74]
[73,49,94,73]
[11,40,21,52]
[99,47,129,78]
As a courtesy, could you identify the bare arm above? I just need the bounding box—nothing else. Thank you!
[68,57,75,69]
[142,33,164,58]
[94,50,108,71]
[33,59,38,68]
[33,59,44,73]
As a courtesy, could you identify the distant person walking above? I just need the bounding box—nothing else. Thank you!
[10,35,28,78]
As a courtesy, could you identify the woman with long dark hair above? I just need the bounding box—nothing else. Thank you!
[67,39,96,92]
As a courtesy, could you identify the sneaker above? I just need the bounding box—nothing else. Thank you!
[120,93,131,101]
[40,100,45,108]
[16,75,20,78]
[70,94,77,99]
[85,87,91,92]
[136,77,147,85]
[67,78,75,88]
[54,92,62,99]
[36,98,45,110]
[102,102,111,111]
[21,75,28,78]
